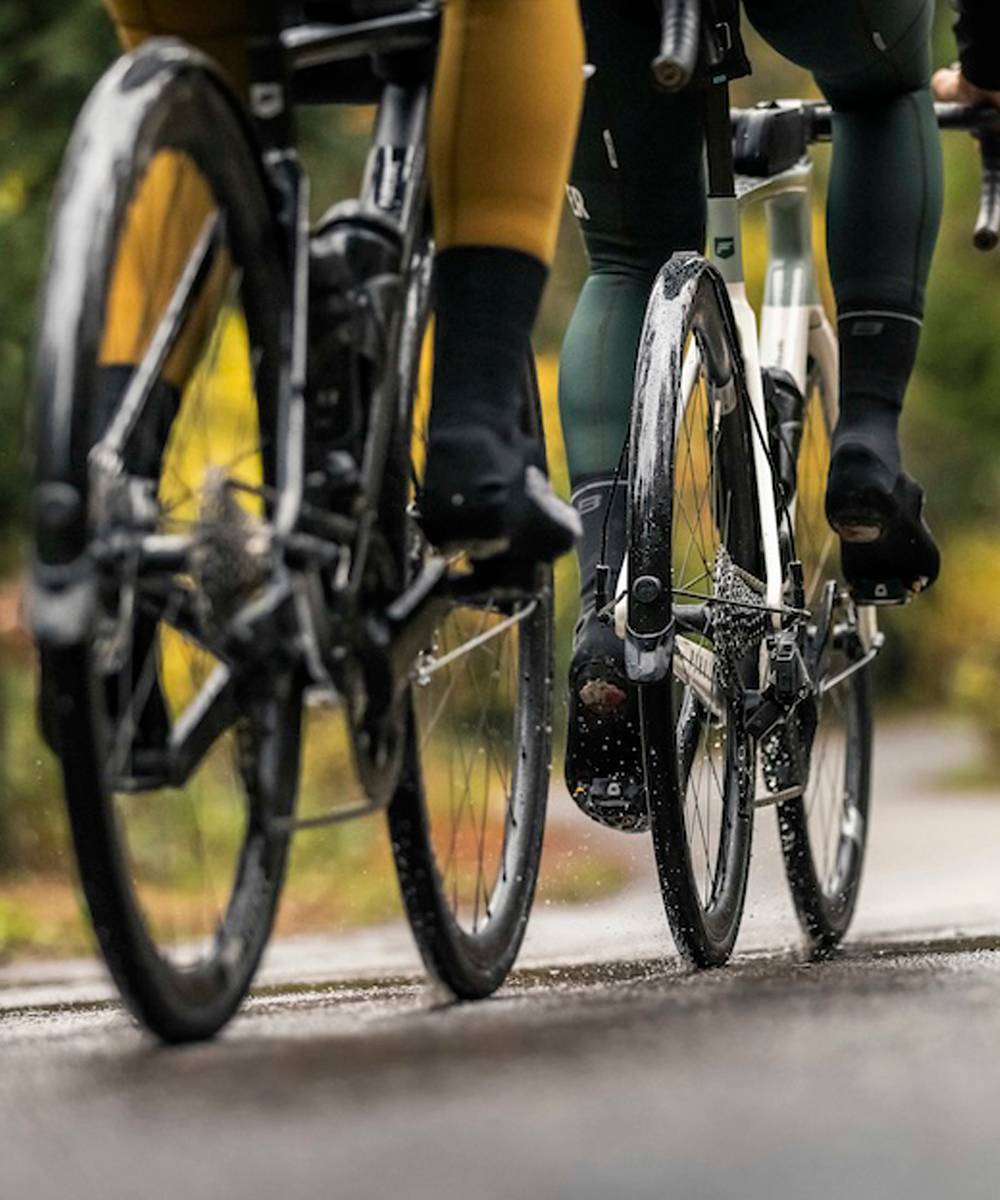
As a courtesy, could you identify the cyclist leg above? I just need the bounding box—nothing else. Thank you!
[559,0,705,487]
[103,0,248,88]
[102,1,586,563]
[421,0,585,560]
[746,0,943,595]
[558,0,705,828]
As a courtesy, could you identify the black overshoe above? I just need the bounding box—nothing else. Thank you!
[825,442,940,603]
[565,607,647,833]
[420,427,580,563]
[563,475,646,832]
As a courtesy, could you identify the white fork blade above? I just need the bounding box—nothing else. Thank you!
[614,555,629,639]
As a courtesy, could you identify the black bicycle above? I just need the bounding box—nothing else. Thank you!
[29,1,554,1041]
[604,0,1000,966]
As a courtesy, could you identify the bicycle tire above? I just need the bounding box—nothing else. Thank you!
[628,254,763,967]
[386,327,554,998]
[776,357,873,950]
[31,43,298,1041]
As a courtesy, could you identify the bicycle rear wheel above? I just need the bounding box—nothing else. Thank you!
[386,311,554,998]
[775,354,873,951]
[629,255,764,967]
[31,44,297,1041]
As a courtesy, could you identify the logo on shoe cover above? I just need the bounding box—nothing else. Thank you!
[714,236,735,260]
[576,493,605,517]
[850,320,885,336]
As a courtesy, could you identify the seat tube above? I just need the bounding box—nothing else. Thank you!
[759,175,820,395]
[247,2,296,153]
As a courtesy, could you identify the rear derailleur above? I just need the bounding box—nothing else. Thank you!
[744,561,832,794]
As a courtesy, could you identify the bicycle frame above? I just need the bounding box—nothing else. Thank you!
[46,6,458,807]
[693,90,1000,638]
[233,4,543,822]
[247,3,439,527]
[239,7,468,734]
[703,114,879,647]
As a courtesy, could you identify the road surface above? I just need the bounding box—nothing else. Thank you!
[2,719,1000,1199]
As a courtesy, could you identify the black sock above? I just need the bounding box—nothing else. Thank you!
[571,473,628,616]
[832,307,921,475]
[429,247,547,442]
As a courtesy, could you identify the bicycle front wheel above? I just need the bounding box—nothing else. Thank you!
[628,255,765,967]
[31,44,297,1041]
[387,331,554,999]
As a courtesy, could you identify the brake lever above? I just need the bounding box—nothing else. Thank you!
[973,126,1000,251]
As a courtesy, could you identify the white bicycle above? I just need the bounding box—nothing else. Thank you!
[605,0,1000,965]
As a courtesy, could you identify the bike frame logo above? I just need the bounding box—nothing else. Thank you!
[714,236,735,260]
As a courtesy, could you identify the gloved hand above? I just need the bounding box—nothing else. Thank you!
[932,63,1000,109]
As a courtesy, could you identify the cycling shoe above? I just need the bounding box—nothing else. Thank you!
[420,427,580,563]
[565,607,647,833]
[825,442,940,603]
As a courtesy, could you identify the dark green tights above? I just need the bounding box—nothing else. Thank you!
[559,0,943,487]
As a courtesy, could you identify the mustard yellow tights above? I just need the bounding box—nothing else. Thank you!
[100,0,582,379]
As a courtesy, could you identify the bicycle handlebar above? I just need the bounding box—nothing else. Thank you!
[765,101,1000,254]
[654,0,1000,251]
[652,0,702,93]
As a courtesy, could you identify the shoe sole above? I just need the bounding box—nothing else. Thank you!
[829,515,927,603]
[578,677,628,717]
[830,516,883,545]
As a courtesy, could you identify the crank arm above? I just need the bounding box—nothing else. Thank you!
[166,663,240,788]
[818,641,882,696]
[224,580,300,666]
[108,661,241,792]
[163,582,303,787]
[805,579,838,678]
[384,557,453,699]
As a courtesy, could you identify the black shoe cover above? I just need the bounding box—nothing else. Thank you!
[825,443,940,603]
[421,428,580,563]
[565,609,647,833]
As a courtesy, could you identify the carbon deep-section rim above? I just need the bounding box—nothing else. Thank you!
[628,254,763,967]
[387,339,554,999]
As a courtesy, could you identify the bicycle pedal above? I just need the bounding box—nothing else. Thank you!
[850,577,911,606]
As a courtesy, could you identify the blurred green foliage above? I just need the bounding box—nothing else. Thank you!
[0,4,118,567]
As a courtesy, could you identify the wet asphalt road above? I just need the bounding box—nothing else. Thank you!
[3,721,1000,1199]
